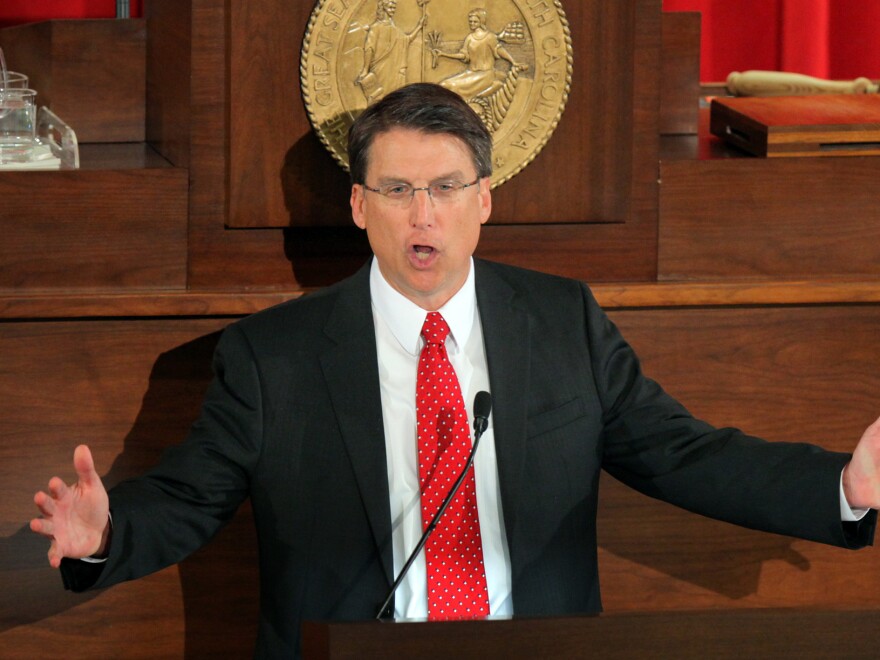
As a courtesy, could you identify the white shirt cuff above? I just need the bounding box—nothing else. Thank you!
[840,470,870,522]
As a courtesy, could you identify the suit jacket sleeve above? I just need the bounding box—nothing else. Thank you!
[580,284,876,549]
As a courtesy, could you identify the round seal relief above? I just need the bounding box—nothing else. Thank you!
[301,0,572,188]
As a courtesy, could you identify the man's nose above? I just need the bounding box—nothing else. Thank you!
[410,187,435,226]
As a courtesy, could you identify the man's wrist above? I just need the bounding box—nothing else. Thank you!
[80,512,112,563]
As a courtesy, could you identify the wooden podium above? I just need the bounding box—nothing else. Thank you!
[302,609,880,659]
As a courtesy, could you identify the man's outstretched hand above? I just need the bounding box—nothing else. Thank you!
[843,416,880,511]
[30,445,110,568]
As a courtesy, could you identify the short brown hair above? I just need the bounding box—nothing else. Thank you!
[347,83,493,184]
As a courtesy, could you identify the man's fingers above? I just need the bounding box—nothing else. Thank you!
[33,445,109,569]
[46,476,68,501]
[47,543,62,569]
[73,444,99,487]
[33,490,56,517]
[30,517,53,537]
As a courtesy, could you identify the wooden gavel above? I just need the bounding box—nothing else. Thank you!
[726,70,879,96]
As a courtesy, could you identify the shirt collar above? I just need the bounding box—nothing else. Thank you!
[369,257,477,357]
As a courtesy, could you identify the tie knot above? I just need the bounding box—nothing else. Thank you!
[421,312,450,345]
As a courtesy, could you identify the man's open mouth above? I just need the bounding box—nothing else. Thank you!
[413,245,435,261]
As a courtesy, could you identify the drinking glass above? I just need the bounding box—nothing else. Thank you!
[0,71,29,90]
[0,88,37,164]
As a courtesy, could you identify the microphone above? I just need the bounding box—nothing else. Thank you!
[376,391,493,620]
[473,390,492,436]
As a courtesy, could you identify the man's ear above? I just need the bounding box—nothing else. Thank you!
[351,184,367,230]
[478,177,492,225]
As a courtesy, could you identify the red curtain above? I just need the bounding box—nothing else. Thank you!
[3,2,879,82]
[664,0,880,81]
[0,1,143,29]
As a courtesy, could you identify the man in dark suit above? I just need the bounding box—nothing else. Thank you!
[32,83,880,657]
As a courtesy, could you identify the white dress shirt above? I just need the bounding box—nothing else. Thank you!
[369,257,513,619]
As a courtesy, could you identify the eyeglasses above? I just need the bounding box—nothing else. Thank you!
[361,178,481,207]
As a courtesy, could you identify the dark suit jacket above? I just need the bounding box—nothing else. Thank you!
[61,258,876,657]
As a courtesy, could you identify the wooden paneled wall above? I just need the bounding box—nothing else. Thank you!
[658,110,880,283]
[0,20,146,143]
[0,316,258,657]
[0,157,187,294]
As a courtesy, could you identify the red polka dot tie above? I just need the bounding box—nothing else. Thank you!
[417,312,489,620]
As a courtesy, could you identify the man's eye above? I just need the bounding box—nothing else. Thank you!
[432,182,457,193]
[384,185,411,197]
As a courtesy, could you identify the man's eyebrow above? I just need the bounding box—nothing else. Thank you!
[430,171,468,181]
[375,171,468,184]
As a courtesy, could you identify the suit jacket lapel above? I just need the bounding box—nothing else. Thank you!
[319,262,394,585]
[474,259,530,545]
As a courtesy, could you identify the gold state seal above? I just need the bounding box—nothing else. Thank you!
[301,0,572,187]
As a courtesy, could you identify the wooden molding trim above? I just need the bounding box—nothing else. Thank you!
[594,280,880,309]
[0,291,302,319]
[1,280,879,320]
